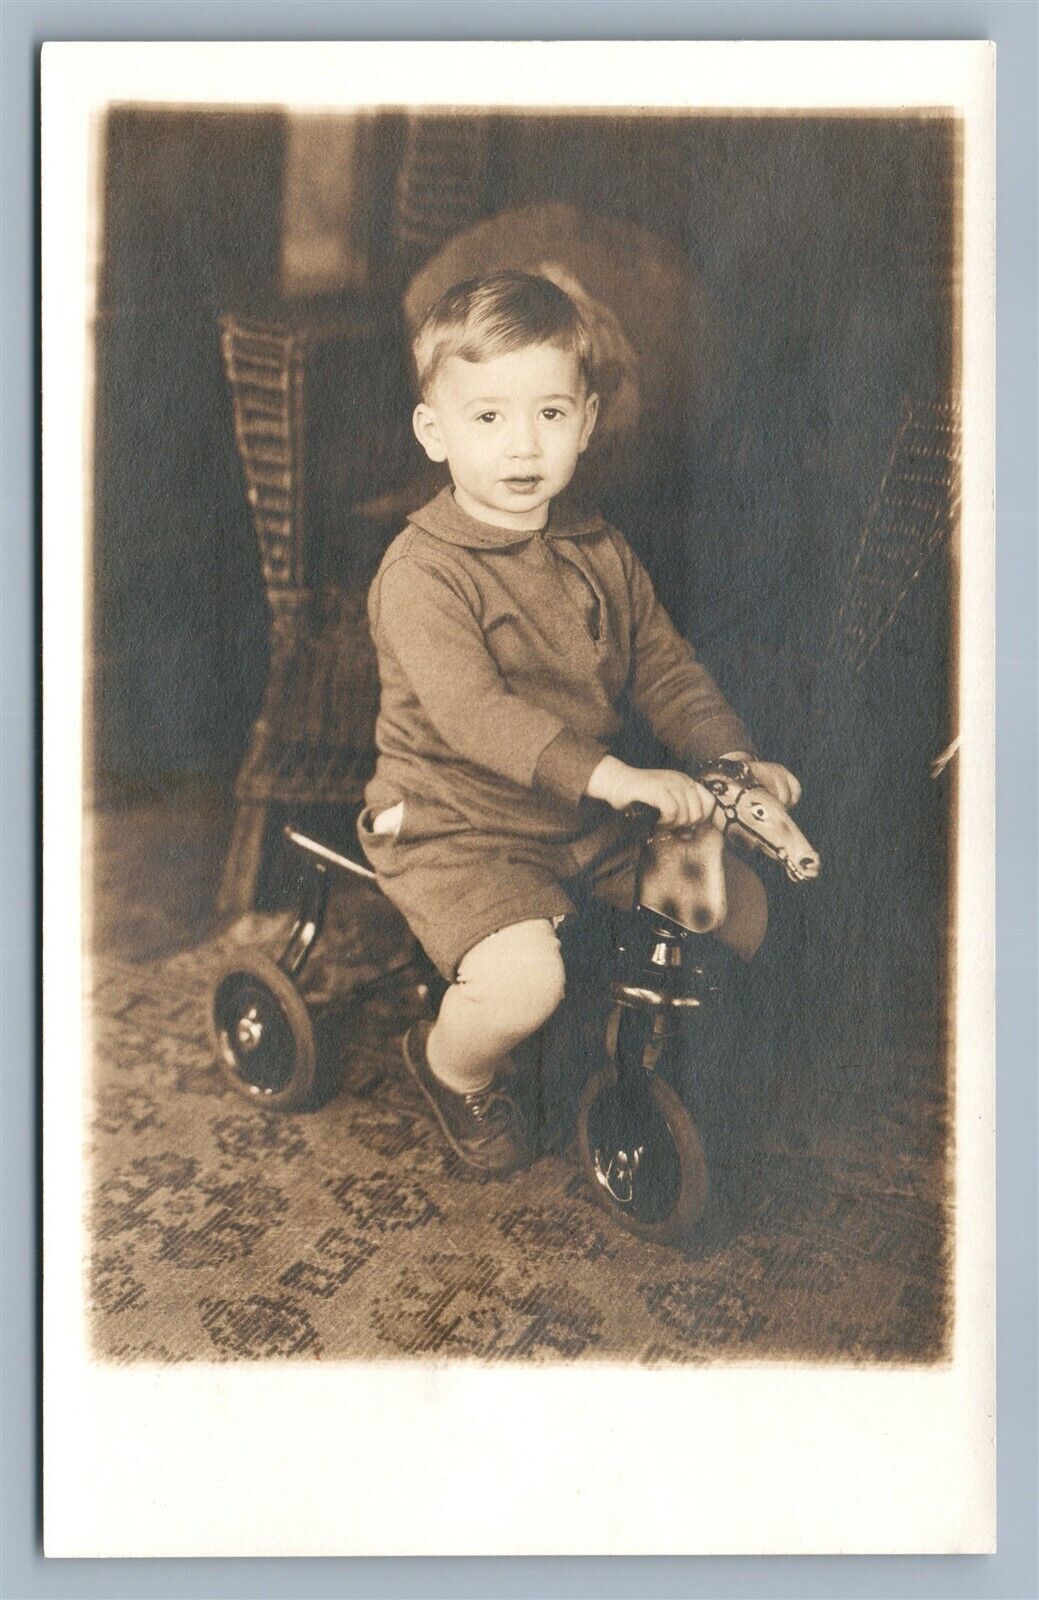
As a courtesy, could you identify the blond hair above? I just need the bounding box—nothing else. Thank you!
[411,269,594,397]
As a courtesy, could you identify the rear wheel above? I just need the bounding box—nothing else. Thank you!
[210,952,317,1111]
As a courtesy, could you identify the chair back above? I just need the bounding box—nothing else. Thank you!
[218,313,380,807]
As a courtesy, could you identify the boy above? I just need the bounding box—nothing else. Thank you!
[358,271,802,1175]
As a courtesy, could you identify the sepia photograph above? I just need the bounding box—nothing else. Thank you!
[43,41,995,1555]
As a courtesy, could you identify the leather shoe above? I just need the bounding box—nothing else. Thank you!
[402,1020,531,1175]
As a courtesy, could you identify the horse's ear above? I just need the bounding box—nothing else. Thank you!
[638,821,727,934]
[716,854,768,960]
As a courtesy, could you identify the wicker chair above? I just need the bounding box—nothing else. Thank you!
[828,395,962,675]
[216,312,410,915]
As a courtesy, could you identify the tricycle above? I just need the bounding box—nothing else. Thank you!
[210,758,819,1247]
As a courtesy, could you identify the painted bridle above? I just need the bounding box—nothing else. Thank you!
[697,759,820,884]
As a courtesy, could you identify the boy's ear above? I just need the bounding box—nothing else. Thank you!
[578,392,599,454]
[413,403,447,463]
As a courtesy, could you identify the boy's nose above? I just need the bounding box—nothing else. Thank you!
[506,422,540,458]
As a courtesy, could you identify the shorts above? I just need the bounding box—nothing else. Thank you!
[357,793,642,980]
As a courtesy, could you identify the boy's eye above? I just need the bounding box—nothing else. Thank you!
[475,412,498,424]
[541,408,564,420]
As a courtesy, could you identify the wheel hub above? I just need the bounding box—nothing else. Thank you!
[235,1008,263,1052]
[585,1081,685,1227]
[593,1144,644,1204]
[213,974,296,1095]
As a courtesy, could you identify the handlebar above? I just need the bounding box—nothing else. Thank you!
[625,801,662,828]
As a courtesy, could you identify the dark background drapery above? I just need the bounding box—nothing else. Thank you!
[90,106,956,1046]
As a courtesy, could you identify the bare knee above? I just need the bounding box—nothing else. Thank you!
[455,918,566,1034]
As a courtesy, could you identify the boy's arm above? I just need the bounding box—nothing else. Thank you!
[373,558,607,805]
[616,535,754,765]
[610,536,802,809]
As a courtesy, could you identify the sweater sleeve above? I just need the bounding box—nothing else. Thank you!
[617,535,754,765]
[372,556,608,800]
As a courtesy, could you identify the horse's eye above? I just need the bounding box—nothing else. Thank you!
[707,780,726,795]
[751,804,767,820]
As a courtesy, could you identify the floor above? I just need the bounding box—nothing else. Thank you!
[86,783,952,1365]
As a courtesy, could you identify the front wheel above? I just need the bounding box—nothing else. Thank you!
[577,1067,708,1247]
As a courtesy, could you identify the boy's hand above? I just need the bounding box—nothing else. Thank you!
[586,755,713,827]
[721,751,802,809]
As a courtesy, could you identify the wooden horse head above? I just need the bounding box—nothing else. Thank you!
[700,759,821,884]
[636,760,820,936]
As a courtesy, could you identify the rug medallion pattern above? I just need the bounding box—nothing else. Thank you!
[87,895,950,1365]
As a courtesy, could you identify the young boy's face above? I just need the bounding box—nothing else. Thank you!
[413,343,598,531]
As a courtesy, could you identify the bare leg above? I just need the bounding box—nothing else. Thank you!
[426,918,566,1094]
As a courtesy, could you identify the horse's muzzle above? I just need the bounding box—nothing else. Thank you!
[785,852,821,882]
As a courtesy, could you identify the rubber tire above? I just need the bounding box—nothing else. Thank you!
[210,951,317,1111]
[577,1066,709,1248]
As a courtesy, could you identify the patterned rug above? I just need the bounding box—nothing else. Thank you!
[87,878,951,1367]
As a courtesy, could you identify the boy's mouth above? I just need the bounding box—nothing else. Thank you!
[502,476,542,493]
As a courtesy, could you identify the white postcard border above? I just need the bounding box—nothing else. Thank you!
[43,39,996,1556]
